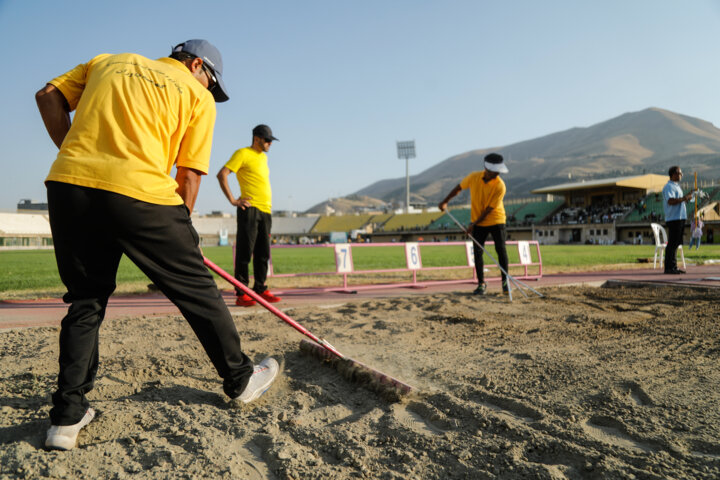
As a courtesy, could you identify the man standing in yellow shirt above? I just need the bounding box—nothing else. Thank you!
[217,125,281,307]
[36,40,278,451]
[439,153,509,295]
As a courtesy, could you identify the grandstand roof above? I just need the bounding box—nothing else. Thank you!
[311,214,373,233]
[271,216,318,235]
[531,174,667,194]
[381,211,444,231]
[191,215,318,235]
[0,213,51,235]
[190,216,237,236]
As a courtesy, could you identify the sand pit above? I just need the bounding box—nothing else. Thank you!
[1,284,719,479]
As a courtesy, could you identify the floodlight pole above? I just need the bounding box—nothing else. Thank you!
[396,140,416,214]
[405,157,410,213]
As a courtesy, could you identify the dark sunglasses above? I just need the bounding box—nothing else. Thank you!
[264,138,274,143]
[201,63,217,90]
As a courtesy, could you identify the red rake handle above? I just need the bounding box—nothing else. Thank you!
[203,256,345,359]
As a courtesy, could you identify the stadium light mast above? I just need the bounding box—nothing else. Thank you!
[396,140,416,214]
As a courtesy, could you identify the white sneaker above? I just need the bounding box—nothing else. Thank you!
[234,357,279,403]
[45,408,95,450]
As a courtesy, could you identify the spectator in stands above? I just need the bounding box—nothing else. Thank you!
[36,40,278,450]
[662,166,696,274]
[217,125,282,306]
[438,153,509,295]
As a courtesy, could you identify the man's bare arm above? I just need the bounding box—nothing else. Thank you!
[469,206,494,229]
[438,184,462,211]
[36,84,71,149]
[216,166,252,209]
[176,167,203,213]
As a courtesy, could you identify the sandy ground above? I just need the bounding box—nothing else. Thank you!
[1,284,719,479]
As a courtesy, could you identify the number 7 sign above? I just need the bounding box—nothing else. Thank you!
[334,243,353,273]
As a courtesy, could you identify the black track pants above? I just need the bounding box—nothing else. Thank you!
[234,207,272,295]
[47,182,253,425]
[665,219,685,271]
[471,223,509,285]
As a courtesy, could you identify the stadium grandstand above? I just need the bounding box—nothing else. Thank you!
[189,215,237,247]
[620,187,716,224]
[271,216,320,244]
[708,186,720,203]
[367,211,444,242]
[310,214,374,235]
[367,213,393,230]
[3,174,717,249]
[0,212,53,248]
[377,211,444,232]
[188,215,320,246]
[0,210,323,249]
[531,174,667,205]
[529,175,719,245]
[351,173,716,245]
[507,200,564,227]
[426,201,563,231]
[428,208,471,231]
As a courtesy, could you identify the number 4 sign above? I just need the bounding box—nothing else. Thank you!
[405,242,422,270]
[518,241,532,265]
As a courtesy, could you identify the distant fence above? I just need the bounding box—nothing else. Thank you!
[259,241,542,293]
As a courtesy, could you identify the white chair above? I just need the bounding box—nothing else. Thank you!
[650,222,686,270]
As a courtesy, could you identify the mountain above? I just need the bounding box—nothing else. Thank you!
[316,108,720,211]
[303,195,389,215]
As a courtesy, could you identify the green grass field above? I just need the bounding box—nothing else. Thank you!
[2,243,719,297]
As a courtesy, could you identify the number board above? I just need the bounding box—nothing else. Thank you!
[517,241,532,265]
[334,244,353,273]
[465,241,475,267]
[404,242,422,270]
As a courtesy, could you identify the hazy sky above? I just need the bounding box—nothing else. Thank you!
[2,0,719,213]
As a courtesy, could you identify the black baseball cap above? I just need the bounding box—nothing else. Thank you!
[172,39,229,103]
[252,124,278,141]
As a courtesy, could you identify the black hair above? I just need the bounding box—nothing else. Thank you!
[169,51,196,63]
[668,166,680,177]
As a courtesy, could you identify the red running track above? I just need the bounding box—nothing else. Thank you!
[2,264,719,330]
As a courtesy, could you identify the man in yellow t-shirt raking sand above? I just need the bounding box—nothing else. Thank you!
[36,40,278,451]
[217,125,281,307]
[439,153,510,296]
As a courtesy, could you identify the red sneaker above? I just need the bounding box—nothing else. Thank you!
[235,294,256,307]
[259,290,281,303]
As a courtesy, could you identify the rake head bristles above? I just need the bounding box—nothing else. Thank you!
[202,256,415,401]
[299,339,414,402]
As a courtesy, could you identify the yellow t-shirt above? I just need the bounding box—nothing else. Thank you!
[45,53,216,205]
[459,172,506,226]
[224,147,272,214]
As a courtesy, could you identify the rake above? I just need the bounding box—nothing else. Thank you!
[444,210,543,301]
[203,256,414,400]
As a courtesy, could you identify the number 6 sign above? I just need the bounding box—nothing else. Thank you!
[405,242,422,270]
[334,243,353,273]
